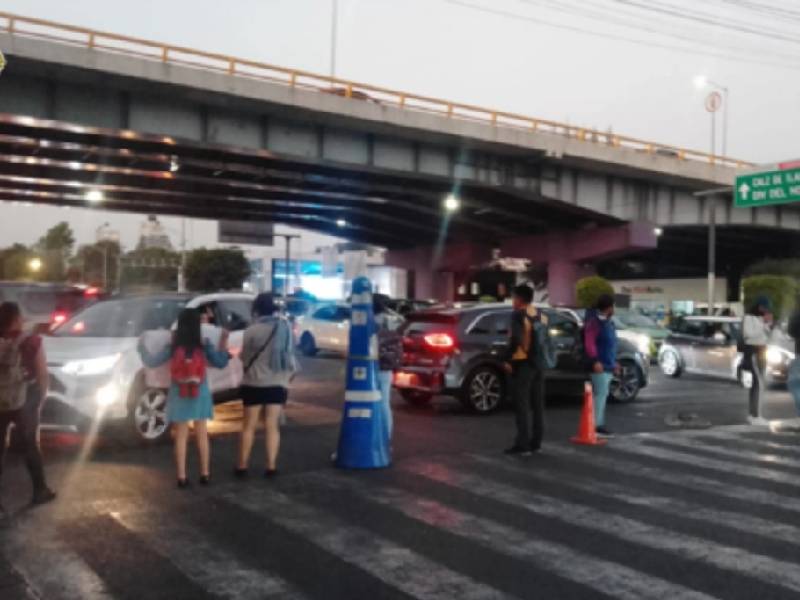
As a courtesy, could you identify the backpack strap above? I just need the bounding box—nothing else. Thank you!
[245,325,278,373]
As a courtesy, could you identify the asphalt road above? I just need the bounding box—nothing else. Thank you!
[2,356,800,599]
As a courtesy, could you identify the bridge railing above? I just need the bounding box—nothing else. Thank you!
[0,12,749,169]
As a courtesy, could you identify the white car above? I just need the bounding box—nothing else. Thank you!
[297,303,403,356]
[43,292,254,443]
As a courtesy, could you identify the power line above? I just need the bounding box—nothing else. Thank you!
[606,0,800,45]
[441,0,800,70]
[516,0,800,64]
[714,0,800,21]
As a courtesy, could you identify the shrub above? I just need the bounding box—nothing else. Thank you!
[576,276,614,309]
[741,275,798,319]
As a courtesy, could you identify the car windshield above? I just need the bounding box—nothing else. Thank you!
[53,297,186,338]
[616,311,659,328]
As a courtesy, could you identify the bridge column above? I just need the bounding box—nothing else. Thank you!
[501,222,657,306]
[385,242,492,301]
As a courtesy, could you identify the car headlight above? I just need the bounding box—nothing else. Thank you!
[95,383,121,407]
[766,346,794,365]
[635,334,652,356]
[61,354,120,376]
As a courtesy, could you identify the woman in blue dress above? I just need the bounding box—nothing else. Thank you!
[138,308,229,488]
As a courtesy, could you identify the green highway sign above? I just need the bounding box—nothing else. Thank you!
[735,162,800,208]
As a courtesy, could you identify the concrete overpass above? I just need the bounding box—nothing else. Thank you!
[0,13,790,302]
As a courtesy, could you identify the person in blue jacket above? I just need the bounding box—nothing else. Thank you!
[138,308,229,488]
[584,294,619,438]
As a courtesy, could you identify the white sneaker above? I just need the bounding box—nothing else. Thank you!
[747,416,770,427]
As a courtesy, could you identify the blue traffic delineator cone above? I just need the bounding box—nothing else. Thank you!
[335,276,391,469]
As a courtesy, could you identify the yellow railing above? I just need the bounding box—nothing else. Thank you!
[0,12,750,169]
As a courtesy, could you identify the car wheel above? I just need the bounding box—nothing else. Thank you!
[609,360,641,403]
[129,385,170,443]
[300,332,318,356]
[400,389,433,406]
[659,350,682,378]
[462,366,505,414]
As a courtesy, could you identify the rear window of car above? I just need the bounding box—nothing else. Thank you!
[54,298,186,338]
[405,312,459,324]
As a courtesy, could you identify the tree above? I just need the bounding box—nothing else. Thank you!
[0,244,35,280]
[36,222,75,281]
[120,247,181,292]
[184,248,250,292]
[742,275,798,319]
[72,240,122,289]
[576,276,614,309]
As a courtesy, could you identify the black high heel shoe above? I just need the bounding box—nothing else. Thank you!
[233,467,249,480]
[177,478,191,489]
[199,475,211,486]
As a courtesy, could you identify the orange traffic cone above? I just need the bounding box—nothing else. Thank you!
[571,381,606,446]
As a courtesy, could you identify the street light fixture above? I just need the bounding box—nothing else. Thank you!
[336,218,347,228]
[85,189,104,203]
[28,257,42,273]
[443,194,460,212]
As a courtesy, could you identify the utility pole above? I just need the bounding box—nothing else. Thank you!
[330,0,339,78]
[275,234,301,302]
[178,217,187,292]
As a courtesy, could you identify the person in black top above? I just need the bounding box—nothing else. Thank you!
[502,284,545,456]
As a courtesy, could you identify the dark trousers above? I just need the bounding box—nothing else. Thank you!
[0,385,47,495]
[511,361,544,449]
[745,346,766,418]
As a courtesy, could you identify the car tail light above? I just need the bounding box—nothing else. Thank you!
[84,286,100,297]
[423,333,455,351]
[50,311,68,330]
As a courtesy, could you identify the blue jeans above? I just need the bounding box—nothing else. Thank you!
[788,359,800,416]
[378,370,393,440]
[590,372,613,428]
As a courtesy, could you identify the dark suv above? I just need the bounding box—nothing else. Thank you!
[394,304,649,413]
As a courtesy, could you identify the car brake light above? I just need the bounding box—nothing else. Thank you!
[423,333,455,350]
[50,311,68,330]
[84,286,100,297]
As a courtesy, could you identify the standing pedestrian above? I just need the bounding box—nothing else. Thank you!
[374,296,402,445]
[138,308,230,488]
[235,293,297,478]
[503,284,545,456]
[0,302,56,513]
[584,294,619,438]
[742,296,773,426]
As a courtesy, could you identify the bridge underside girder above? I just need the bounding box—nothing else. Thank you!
[0,113,618,250]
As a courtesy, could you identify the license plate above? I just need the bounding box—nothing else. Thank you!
[394,372,418,388]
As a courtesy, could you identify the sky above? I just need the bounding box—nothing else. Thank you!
[1,0,798,250]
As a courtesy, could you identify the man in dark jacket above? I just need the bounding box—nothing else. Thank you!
[503,284,545,456]
[584,294,619,437]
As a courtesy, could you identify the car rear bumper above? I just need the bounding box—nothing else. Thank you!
[393,367,448,394]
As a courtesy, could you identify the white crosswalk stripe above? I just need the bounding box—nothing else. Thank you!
[221,486,517,600]
[2,516,113,600]
[613,437,800,488]
[468,453,800,547]
[5,425,800,600]
[306,472,719,600]
[548,443,800,514]
[640,434,800,468]
[402,459,800,595]
[107,506,306,600]
[654,428,800,457]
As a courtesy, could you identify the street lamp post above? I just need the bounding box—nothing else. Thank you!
[695,75,729,315]
[330,0,339,78]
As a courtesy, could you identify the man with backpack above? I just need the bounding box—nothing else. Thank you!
[503,284,548,456]
[584,294,619,438]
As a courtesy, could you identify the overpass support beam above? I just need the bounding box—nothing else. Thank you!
[501,221,658,305]
[385,242,492,301]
